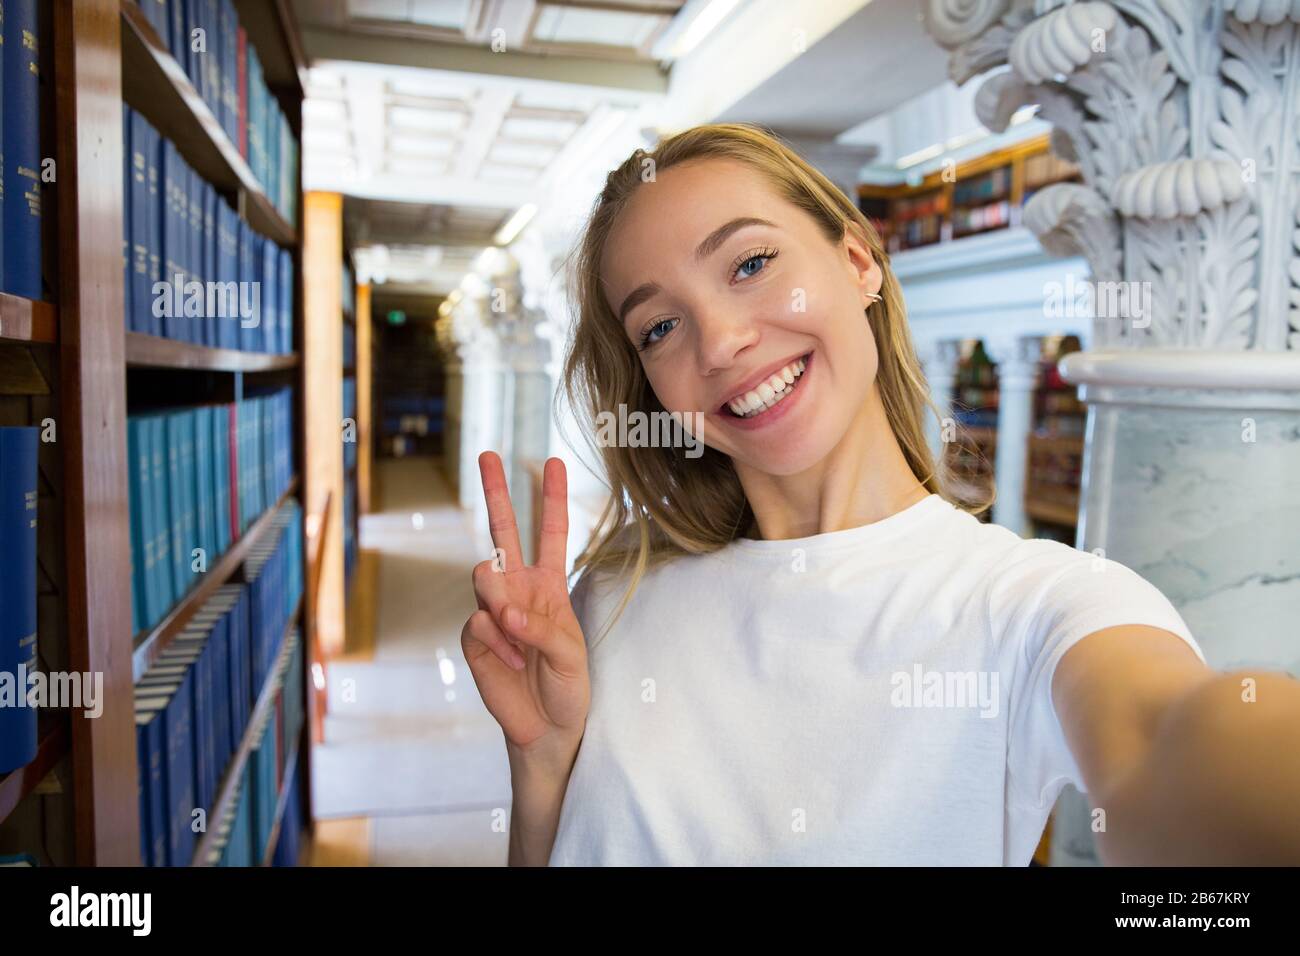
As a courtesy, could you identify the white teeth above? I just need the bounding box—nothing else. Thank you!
[726,356,809,418]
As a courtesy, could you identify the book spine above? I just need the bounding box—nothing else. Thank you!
[0,427,39,773]
[122,105,132,330]
[188,166,203,344]
[3,0,42,300]
[166,412,185,604]
[145,120,163,337]
[227,403,239,537]
[203,183,217,345]
[236,26,247,159]
[149,415,174,618]
[130,111,150,336]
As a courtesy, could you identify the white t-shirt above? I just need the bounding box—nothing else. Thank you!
[546,493,1204,866]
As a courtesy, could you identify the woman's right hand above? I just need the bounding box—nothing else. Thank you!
[462,451,590,769]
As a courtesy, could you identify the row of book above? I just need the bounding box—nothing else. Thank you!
[1,0,45,301]
[134,503,304,867]
[127,388,295,637]
[952,199,1011,236]
[131,0,299,224]
[123,105,295,351]
[0,428,38,775]
[953,166,1011,206]
[206,631,305,866]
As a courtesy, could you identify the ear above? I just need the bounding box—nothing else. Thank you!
[842,223,884,303]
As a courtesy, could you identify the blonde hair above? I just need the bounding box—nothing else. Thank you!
[557,122,988,644]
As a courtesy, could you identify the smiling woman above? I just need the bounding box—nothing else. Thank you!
[561,123,962,603]
[461,123,1300,869]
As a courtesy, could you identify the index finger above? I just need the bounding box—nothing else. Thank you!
[478,451,524,572]
[536,457,569,573]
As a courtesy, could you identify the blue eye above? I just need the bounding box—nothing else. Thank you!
[638,317,677,350]
[731,247,778,282]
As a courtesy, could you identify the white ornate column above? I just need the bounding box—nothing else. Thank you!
[924,0,1300,866]
[986,335,1041,536]
[918,338,964,460]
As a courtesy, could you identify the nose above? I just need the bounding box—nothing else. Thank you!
[694,301,760,379]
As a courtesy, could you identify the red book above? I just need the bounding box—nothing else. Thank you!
[237,27,248,159]
[228,403,240,538]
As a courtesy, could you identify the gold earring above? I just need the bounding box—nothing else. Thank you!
[864,292,882,305]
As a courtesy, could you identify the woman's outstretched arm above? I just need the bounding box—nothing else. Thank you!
[1053,625,1300,864]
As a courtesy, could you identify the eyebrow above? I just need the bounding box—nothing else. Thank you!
[615,216,778,326]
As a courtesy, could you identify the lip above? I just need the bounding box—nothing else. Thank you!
[716,350,813,431]
[717,351,812,414]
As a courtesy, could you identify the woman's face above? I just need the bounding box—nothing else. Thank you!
[600,157,885,476]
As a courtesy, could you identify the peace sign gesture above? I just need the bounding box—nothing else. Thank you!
[462,452,590,760]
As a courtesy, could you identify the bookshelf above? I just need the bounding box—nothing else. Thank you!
[1024,335,1086,538]
[945,340,999,519]
[0,0,312,867]
[858,135,1081,253]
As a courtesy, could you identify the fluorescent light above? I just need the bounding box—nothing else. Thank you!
[895,143,944,170]
[494,203,538,245]
[653,0,741,61]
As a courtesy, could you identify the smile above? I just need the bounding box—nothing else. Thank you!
[722,352,812,423]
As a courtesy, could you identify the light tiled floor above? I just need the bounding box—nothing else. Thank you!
[310,456,509,866]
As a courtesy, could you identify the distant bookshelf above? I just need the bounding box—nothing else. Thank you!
[859,135,1082,253]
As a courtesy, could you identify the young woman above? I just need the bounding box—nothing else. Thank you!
[463,124,1300,867]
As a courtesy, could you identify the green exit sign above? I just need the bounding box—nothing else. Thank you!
[387,310,407,325]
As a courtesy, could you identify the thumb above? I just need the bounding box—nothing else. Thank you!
[499,603,583,676]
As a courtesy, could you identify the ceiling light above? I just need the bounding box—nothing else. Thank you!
[652,0,741,62]
[493,203,538,246]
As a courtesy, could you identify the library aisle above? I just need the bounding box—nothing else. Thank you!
[310,456,508,867]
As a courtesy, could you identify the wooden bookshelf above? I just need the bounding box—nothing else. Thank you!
[0,295,58,344]
[261,717,303,866]
[0,0,313,866]
[0,716,70,826]
[120,0,297,246]
[191,595,302,866]
[131,478,300,678]
[858,134,1081,253]
[1024,336,1087,532]
[125,332,299,371]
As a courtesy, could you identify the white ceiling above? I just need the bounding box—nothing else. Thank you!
[292,0,963,295]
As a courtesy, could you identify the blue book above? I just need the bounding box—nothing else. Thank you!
[165,412,186,604]
[134,696,167,866]
[122,106,133,329]
[188,166,203,344]
[148,415,174,618]
[126,418,149,632]
[169,0,186,66]
[0,428,39,773]
[220,0,237,143]
[213,403,231,554]
[161,141,185,340]
[3,0,43,300]
[261,239,277,353]
[145,120,164,337]
[160,674,195,866]
[219,201,240,348]
[278,248,293,354]
[129,112,151,334]
[203,184,217,345]
[180,410,197,591]
[237,220,254,351]
[194,406,213,565]
[246,44,261,187]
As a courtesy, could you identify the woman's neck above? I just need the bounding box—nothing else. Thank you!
[734,386,930,542]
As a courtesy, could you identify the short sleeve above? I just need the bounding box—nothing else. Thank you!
[989,541,1206,810]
